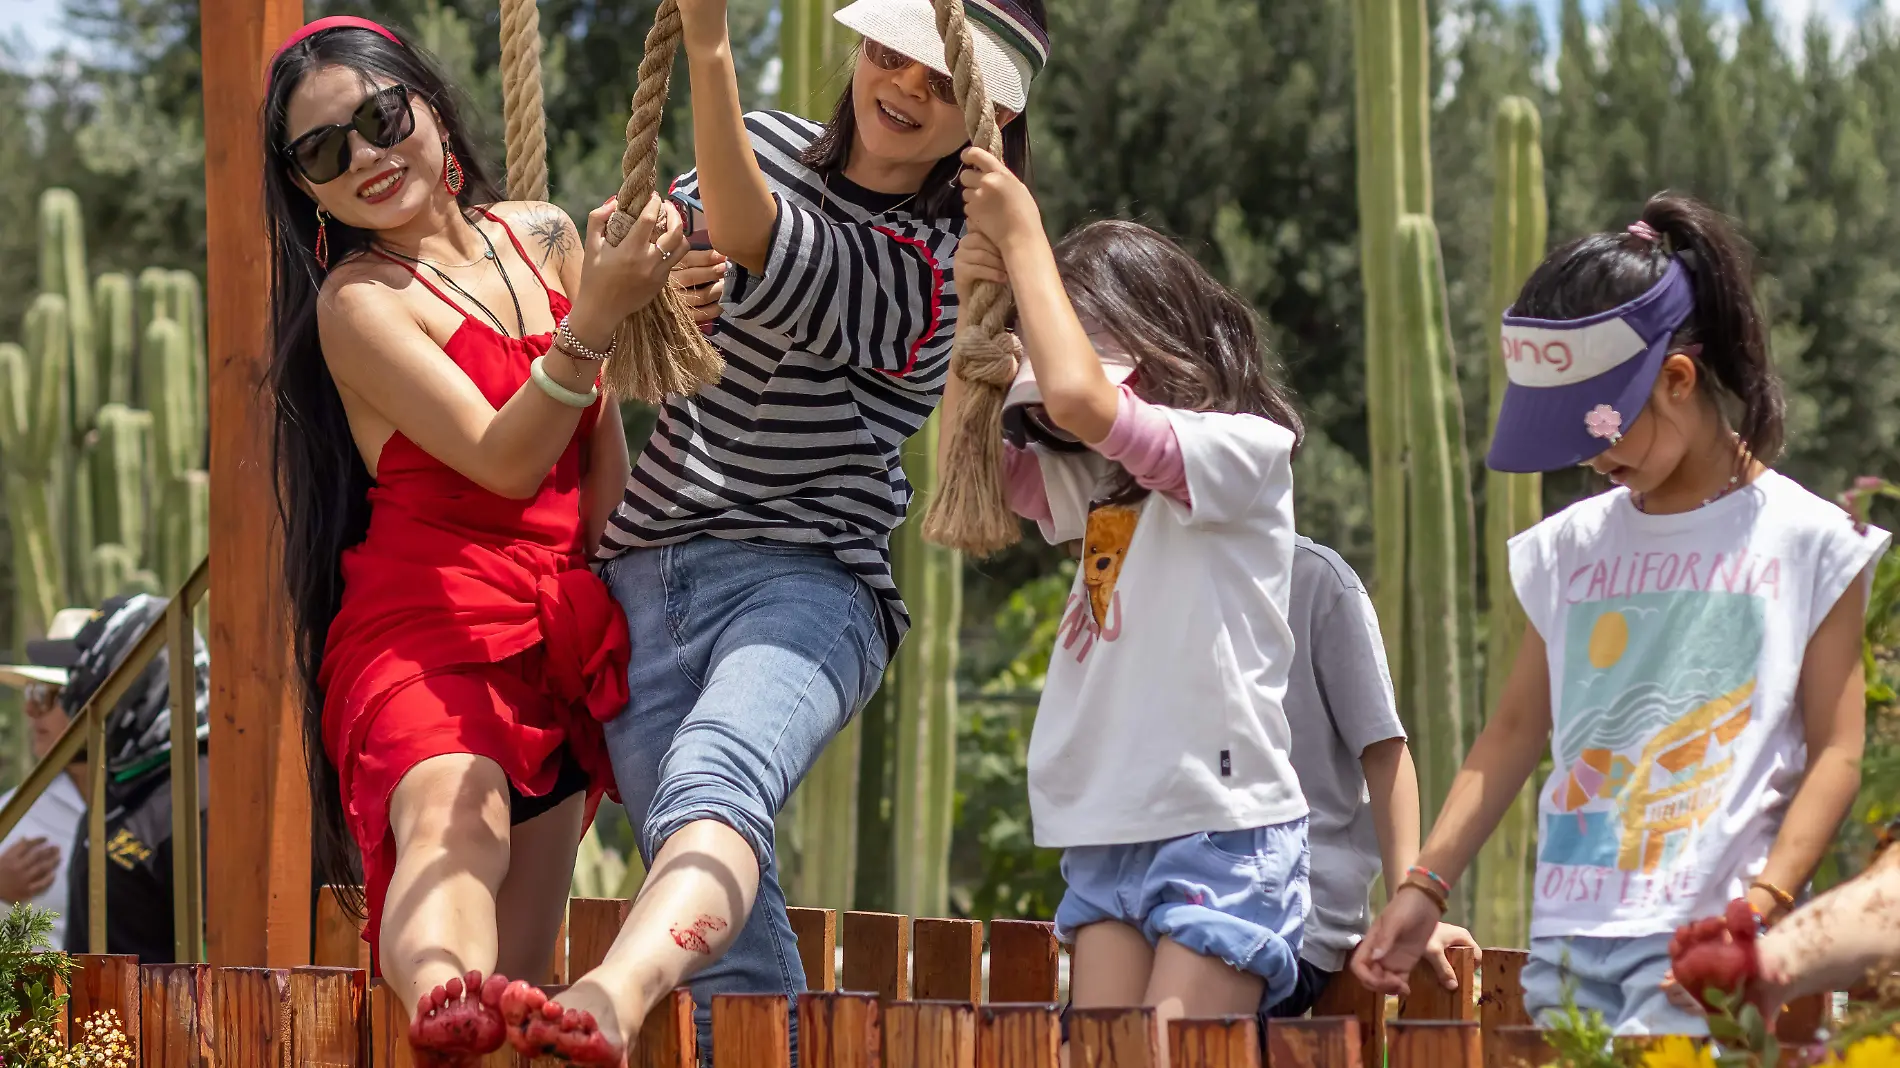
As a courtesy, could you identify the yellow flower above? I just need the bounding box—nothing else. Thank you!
[1642,1035,1718,1068]
[1835,1035,1900,1068]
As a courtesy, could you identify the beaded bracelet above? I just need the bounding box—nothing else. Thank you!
[530,355,598,408]
[554,316,616,362]
[1407,865,1453,897]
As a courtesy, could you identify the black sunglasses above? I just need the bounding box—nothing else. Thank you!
[283,83,416,185]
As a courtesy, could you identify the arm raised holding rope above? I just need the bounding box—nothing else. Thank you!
[675,0,776,272]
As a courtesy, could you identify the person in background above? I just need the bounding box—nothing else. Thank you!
[54,594,210,964]
[1266,536,1478,1017]
[0,608,97,946]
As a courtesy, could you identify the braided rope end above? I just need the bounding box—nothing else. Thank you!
[600,288,724,404]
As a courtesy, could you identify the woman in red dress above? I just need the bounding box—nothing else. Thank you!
[262,19,681,1066]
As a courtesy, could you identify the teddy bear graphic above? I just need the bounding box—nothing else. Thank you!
[1082,504,1139,627]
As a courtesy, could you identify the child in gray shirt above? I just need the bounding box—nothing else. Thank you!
[1267,536,1478,1016]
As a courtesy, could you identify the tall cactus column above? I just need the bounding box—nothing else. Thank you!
[0,296,72,643]
[1473,96,1549,947]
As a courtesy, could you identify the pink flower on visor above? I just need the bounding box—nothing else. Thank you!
[1584,404,1623,442]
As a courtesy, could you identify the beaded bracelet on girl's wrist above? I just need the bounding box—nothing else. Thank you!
[554,316,616,362]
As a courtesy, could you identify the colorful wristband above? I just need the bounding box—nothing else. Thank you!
[1398,875,1448,915]
[1407,865,1452,896]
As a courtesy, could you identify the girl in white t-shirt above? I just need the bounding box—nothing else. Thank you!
[1352,192,1889,1036]
[949,148,1309,1052]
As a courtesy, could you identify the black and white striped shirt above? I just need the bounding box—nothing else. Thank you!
[598,111,963,651]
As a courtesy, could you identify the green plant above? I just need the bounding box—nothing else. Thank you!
[0,901,72,1062]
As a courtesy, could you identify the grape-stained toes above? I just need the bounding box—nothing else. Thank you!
[408,970,510,1065]
[501,980,628,1066]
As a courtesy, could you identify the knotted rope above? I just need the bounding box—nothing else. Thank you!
[498,0,548,202]
[921,0,1021,555]
[596,0,724,402]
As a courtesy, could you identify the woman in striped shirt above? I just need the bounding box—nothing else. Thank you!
[498,0,1053,1063]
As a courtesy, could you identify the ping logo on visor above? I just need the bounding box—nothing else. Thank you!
[1500,319,1648,387]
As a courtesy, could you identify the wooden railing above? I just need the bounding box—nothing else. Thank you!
[19,885,1867,1066]
[0,557,210,962]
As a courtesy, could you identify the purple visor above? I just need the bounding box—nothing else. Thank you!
[1486,258,1695,473]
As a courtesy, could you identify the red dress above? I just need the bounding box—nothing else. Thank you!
[318,211,629,954]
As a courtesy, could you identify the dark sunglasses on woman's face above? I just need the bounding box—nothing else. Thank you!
[861,39,957,107]
[283,83,416,185]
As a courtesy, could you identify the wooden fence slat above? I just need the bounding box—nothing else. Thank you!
[291,966,370,1067]
[976,1004,1060,1068]
[843,912,911,1001]
[1388,1020,1481,1068]
[633,988,697,1068]
[912,918,983,1003]
[1167,1016,1260,1068]
[548,912,568,986]
[371,979,414,1068]
[711,993,791,1068]
[141,963,214,1067]
[566,898,632,979]
[1265,1016,1363,1068]
[799,991,881,1068]
[1485,1025,1553,1068]
[1400,945,1478,1021]
[315,886,371,970]
[69,953,140,1054]
[1069,1007,1157,1068]
[985,921,1059,1004]
[789,907,839,992]
[1312,968,1386,1067]
[211,967,290,1067]
[1478,948,1530,1057]
[882,1001,976,1068]
[1776,991,1831,1045]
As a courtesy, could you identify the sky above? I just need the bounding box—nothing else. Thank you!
[0,0,1870,62]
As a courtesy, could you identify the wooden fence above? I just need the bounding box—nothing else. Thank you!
[22,885,1852,1067]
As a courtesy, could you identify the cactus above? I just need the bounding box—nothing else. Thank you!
[94,273,136,407]
[1472,96,1549,948]
[165,270,208,459]
[39,190,96,432]
[144,315,209,591]
[777,0,853,119]
[0,295,72,643]
[85,545,160,602]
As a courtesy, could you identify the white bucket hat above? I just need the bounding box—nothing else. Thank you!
[0,607,98,690]
[834,0,1050,113]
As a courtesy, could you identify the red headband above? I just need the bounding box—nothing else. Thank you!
[269,16,402,72]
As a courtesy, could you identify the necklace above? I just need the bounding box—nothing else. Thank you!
[377,219,525,336]
[1632,438,1753,514]
[820,170,924,218]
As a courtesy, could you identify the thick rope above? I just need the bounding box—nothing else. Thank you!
[920,0,1021,555]
[598,0,724,402]
[499,0,548,202]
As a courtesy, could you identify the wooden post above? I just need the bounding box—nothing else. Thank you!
[912,918,982,1002]
[1388,1020,1480,1068]
[843,912,911,1000]
[1266,1017,1364,1068]
[69,954,141,1056]
[1167,1017,1260,1068]
[1485,1025,1553,1068]
[711,994,791,1068]
[883,1001,976,1068]
[799,992,882,1068]
[548,912,568,985]
[1313,968,1387,1066]
[313,886,370,970]
[1070,1008,1158,1068]
[199,0,312,970]
[1777,992,1831,1045]
[633,988,698,1068]
[291,966,369,1066]
[986,921,1060,1003]
[566,897,631,977]
[1478,947,1529,1058]
[789,907,839,992]
[370,980,415,1068]
[976,1005,1060,1068]
[211,967,291,1066]
[141,963,214,1067]
[1400,944,1477,1021]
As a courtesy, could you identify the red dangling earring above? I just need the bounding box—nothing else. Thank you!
[313,206,330,270]
[441,139,465,196]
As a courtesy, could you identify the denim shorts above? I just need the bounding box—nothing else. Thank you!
[1521,933,1709,1037]
[1054,817,1310,1007]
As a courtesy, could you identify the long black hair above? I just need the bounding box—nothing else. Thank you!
[1053,220,1305,506]
[797,0,1047,219]
[1512,192,1784,463]
[262,23,502,913]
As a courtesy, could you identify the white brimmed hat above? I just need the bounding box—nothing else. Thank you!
[834,0,1050,113]
[0,607,98,691]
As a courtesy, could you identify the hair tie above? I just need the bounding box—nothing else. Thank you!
[1627,220,1661,245]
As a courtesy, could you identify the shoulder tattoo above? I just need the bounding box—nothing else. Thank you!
[525,207,576,267]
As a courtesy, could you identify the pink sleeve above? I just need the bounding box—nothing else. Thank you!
[1003,444,1052,522]
[1095,385,1190,505]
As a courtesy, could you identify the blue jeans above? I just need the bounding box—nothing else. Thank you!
[601,536,889,1061]
[1522,933,1709,1037]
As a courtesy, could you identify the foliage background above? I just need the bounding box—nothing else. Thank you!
[3,0,1898,912]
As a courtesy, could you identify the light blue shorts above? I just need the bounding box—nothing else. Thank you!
[1522,933,1710,1037]
[1053,818,1310,1007]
